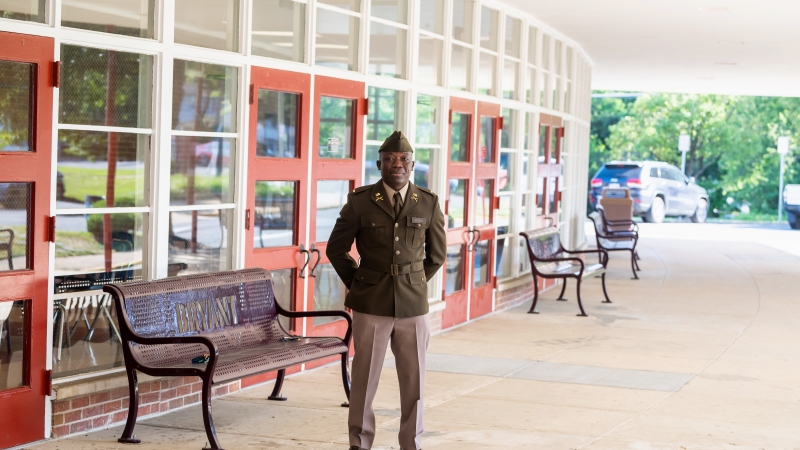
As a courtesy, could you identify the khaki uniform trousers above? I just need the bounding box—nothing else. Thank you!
[349,311,430,450]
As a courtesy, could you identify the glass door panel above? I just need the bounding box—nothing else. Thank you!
[318,96,356,159]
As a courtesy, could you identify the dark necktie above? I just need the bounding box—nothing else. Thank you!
[393,192,402,218]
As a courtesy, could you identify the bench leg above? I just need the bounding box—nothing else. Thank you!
[201,376,224,450]
[527,274,540,314]
[340,352,351,407]
[601,273,612,303]
[268,369,287,401]
[633,251,641,271]
[118,368,141,444]
[630,251,639,280]
[556,279,568,301]
[575,278,588,317]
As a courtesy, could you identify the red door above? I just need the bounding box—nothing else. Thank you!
[0,32,54,448]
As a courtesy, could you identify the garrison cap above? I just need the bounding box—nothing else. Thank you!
[378,131,414,153]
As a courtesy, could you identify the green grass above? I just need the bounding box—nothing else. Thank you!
[54,231,104,257]
[712,212,780,223]
[58,166,143,204]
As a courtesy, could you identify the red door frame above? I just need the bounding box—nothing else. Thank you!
[306,76,365,352]
[0,31,54,448]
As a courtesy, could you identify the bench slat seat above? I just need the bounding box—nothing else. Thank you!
[589,212,640,278]
[520,227,612,316]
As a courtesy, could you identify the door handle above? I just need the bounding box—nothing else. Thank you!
[470,228,481,252]
[465,227,474,252]
[309,243,322,278]
[299,244,310,279]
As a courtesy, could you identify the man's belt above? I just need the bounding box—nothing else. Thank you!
[359,259,424,276]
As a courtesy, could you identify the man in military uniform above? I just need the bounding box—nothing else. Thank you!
[327,131,446,450]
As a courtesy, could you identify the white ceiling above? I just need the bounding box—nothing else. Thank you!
[501,0,800,97]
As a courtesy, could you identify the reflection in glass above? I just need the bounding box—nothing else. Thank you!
[501,109,514,149]
[252,0,306,62]
[172,60,237,133]
[0,61,33,152]
[369,22,406,79]
[0,301,27,390]
[62,0,155,38]
[254,181,296,248]
[413,148,437,190]
[450,113,469,162]
[479,116,496,163]
[542,34,551,71]
[257,90,299,158]
[526,67,537,105]
[175,0,239,51]
[447,179,466,229]
[499,153,514,192]
[451,0,472,42]
[0,183,30,271]
[505,17,521,58]
[495,237,511,280]
[479,6,498,51]
[536,177,545,215]
[525,112,534,150]
[503,60,518,99]
[55,212,146,276]
[416,95,438,145]
[450,44,471,91]
[478,52,496,96]
[552,126,561,163]
[314,263,347,325]
[521,193,529,229]
[57,131,149,207]
[539,124,548,159]
[419,0,444,34]
[497,195,512,232]
[445,244,464,294]
[315,9,359,71]
[316,180,349,242]
[417,36,443,86]
[473,240,490,287]
[549,177,558,214]
[270,268,294,331]
[0,0,44,22]
[168,209,231,276]
[474,179,493,226]
[371,0,407,24]
[170,137,235,206]
[60,46,153,128]
[319,97,354,158]
[367,87,403,141]
[318,0,360,12]
[518,238,530,272]
[365,145,382,185]
[523,153,532,190]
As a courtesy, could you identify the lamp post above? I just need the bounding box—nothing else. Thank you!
[777,136,790,222]
[678,134,691,174]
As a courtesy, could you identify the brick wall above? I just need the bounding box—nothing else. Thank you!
[495,278,559,312]
[52,377,240,438]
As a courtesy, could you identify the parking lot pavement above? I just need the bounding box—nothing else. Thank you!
[29,223,800,449]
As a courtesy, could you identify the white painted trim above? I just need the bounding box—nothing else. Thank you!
[169,130,239,138]
[167,204,236,212]
[56,124,153,134]
[55,207,150,215]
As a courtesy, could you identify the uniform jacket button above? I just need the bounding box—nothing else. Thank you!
[395,250,400,255]
[395,237,399,241]
[372,223,375,226]
[395,223,398,228]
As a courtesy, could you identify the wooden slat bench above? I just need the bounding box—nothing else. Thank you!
[520,227,611,316]
[589,211,640,279]
[105,268,352,450]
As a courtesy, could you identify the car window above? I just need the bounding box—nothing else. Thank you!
[595,165,641,180]
[666,169,685,182]
[649,167,659,178]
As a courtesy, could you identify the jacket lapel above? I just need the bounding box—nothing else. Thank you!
[371,183,395,218]
[396,183,421,221]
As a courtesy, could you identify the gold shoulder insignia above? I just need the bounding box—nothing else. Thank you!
[374,192,385,202]
[353,185,372,194]
[411,193,419,202]
[417,187,435,196]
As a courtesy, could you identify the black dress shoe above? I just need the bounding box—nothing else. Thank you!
[349,447,366,450]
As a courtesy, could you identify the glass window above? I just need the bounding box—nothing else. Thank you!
[170,137,235,206]
[319,96,355,158]
[174,0,239,52]
[168,209,232,276]
[0,300,27,389]
[316,180,350,242]
[315,9,359,71]
[449,112,469,162]
[555,40,563,76]
[365,145,381,185]
[417,36,443,86]
[447,179,466,228]
[445,244,464,294]
[367,87,403,141]
[536,177,545,215]
[499,153,514,192]
[371,0,406,24]
[0,61,33,152]
[60,46,153,129]
[497,194,512,232]
[252,0,306,62]
[479,116,496,163]
[0,183,30,271]
[57,131,149,208]
[478,52,496,96]
[62,0,155,38]
[474,179,493,226]
[526,66,537,104]
[419,0,444,34]
[450,44,471,91]
[495,237,512,280]
[479,6,498,51]
[503,59,518,100]
[518,238,530,272]
[256,90,299,158]
[541,34,551,71]
[501,108,515,149]
[505,17,521,58]
[368,22,406,79]
[413,147,437,190]
[0,0,44,22]
[473,240,490,287]
[314,263,347,325]
[172,60,237,133]
[415,94,438,145]
[539,124,548,159]
[318,0,360,12]
[528,26,538,64]
[253,181,296,248]
[270,268,294,330]
[451,0,472,43]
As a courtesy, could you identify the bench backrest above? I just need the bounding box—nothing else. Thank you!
[519,227,565,274]
[588,212,626,247]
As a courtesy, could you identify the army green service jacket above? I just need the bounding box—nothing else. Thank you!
[326,182,446,318]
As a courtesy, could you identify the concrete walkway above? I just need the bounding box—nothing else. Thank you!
[29,223,800,449]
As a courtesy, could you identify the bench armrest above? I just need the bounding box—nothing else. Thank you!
[276,303,354,345]
[562,247,609,266]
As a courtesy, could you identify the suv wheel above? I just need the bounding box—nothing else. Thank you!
[691,199,708,223]
[644,196,666,223]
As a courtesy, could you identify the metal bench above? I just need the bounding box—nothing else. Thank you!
[105,268,352,450]
[589,211,640,279]
[520,227,611,317]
